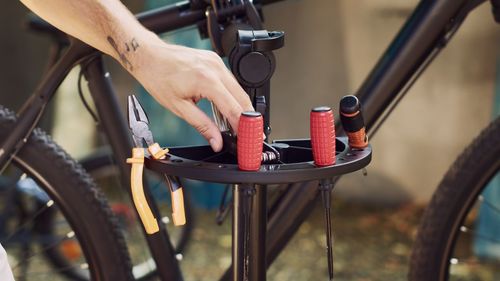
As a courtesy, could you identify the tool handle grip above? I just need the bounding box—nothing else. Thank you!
[237,112,264,171]
[171,188,186,226]
[310,107,336,166]
[127,148,159,234]
[340,95,368,149]
[148,144,187,226]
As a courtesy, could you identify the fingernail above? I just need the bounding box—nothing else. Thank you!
[209,138,221,152]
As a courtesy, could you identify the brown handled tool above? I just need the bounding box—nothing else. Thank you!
[339,95,368,149]
[127,95,186,233]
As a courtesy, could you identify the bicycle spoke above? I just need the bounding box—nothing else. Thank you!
[459,225,500,245]
[15,261,89,279]
[478,195,500,215]
[450,257,500,266]
[11,231,76,270]
[2,199,54,244]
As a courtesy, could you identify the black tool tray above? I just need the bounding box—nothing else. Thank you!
[145,137,371,184]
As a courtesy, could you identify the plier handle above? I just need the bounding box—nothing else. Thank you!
[127,95,186,234]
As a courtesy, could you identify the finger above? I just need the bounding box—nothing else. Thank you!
[175,100,223,152]
[207,80,244,134]
[220,69,254,112]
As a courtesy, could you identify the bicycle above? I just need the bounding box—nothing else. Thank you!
[0,0,498,281]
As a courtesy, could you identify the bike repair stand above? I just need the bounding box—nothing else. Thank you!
[142,34,371,281]
[140,17,372,281]
[144,124,371,281]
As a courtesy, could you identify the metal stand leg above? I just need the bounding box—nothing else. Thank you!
[232,184,244,281]
[232,184,256,281]
[319,179,335,281]
[249,185,267,281]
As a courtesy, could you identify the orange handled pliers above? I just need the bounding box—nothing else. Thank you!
[126,95,186,234]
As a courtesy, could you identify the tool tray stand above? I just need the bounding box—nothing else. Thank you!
[144,17,372,280]
[145,137,371,281]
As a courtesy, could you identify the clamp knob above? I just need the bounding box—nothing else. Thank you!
[237,111,264,171]
[310,106,336,166]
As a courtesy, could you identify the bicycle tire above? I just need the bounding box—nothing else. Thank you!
[409,116,500,280]
[0,105,134,280]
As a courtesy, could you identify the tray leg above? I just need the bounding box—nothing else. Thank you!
[232,184,256,281]
[249,185,267,281]
[320,178,336,281]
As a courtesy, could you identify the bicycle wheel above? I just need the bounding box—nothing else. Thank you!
[78,151,193,280]
[0,106,133,281]
[409,116,500,281]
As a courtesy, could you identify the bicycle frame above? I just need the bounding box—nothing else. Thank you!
[0,0,490,280]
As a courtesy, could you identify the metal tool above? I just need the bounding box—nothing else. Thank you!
[127,95,186,234]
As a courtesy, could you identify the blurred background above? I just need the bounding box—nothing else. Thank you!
[1,0,499,280]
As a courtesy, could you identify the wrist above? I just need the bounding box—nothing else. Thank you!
[132,31,164,71]
[106,29,162,74]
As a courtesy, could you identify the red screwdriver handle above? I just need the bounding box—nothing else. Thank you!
[237,111,264,171]
[310,107,336,166]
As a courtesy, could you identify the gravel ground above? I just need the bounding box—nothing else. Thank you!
[13,189,500,280]
[8,194,423,281]
[174,197,423,281]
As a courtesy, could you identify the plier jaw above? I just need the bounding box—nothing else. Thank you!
[128,95,154,148]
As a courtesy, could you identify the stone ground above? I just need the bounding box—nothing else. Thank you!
[11,195,423,281]
[173,198,423,281]
[14,184,500,280]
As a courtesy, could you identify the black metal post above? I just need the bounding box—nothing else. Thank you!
[232,184,245,281]
[249,185,267,281]
[319,179,335,280]
[232,183,256,281]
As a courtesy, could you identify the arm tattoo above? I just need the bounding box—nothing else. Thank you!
[107,36,140,71]
[125,38,140,52]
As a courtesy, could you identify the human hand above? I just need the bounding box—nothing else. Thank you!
[129,33,254,152]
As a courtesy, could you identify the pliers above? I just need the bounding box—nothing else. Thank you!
[126,95,186,234]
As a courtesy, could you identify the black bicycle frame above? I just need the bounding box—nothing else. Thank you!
[0,0,489,280]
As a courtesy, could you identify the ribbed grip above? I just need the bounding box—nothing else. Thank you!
[237,111,264,171]
[310,107,336,166]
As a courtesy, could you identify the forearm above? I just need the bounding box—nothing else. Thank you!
[20,0,160,72]
[20,0,254,152]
